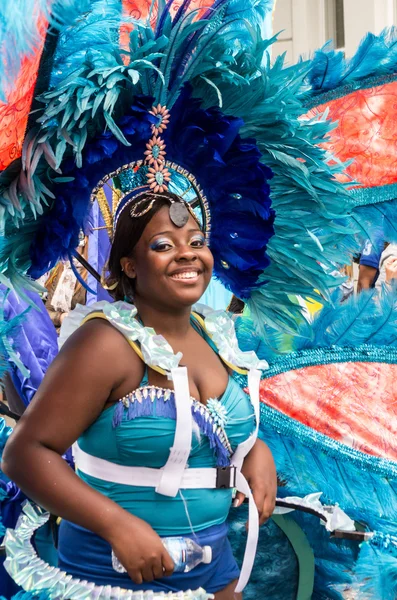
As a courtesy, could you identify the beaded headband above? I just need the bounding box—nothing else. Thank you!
[91,104,210,241]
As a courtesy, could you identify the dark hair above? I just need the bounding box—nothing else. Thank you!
[227,295,245,314]
[106,190,186,301]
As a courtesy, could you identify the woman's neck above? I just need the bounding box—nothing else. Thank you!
[133,299,192,339]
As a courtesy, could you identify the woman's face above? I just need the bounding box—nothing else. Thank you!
[121,205,213,309]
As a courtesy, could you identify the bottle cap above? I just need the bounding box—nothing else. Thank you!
[202,545,212,564]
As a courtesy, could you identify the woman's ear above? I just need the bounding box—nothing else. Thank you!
[120,257,136,279]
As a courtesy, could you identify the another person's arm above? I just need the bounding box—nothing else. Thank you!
[357,264,378,291]
[358,238,383,292]
[385,256,397,285]
[2,320,174,583]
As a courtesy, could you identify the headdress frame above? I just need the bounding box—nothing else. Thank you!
[91,159,212,243]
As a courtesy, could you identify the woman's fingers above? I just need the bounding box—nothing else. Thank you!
[233,491,246,508]
[161,551,175,577]
[129,567,143,585]
[259,494,276,525]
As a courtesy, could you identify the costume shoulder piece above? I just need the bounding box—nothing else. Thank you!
[60,300,267,375]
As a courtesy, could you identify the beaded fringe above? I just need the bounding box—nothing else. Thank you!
[112,386,231,467]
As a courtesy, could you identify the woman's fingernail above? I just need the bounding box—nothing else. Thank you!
[233,499,240,507]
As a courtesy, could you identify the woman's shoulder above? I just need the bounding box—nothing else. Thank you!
[58,302,144,377]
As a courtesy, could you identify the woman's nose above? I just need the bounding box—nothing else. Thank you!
[176,246,197,261]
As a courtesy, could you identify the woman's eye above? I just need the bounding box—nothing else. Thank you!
[190,237,205,247]
[151,240,173,251]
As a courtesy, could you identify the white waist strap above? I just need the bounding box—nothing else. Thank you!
[73,444,237,489]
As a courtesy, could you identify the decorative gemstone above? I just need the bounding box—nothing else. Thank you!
[230,232,238,239]
[152,144,160,159]
[231,193,242,199]
[221,260,230,269]
[143,388,148,399]
[135,389,142,403]
[155,172,164,184]
[164,389,171,401]
[150,388,156,401]
[207,398,228,428]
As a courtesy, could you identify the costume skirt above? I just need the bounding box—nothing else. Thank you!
[58,520,240,593]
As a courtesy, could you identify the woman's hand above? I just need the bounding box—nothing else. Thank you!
[234,439,277,525]
[109,514,175,584]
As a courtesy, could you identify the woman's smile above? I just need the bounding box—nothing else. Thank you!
[168,267,203,283]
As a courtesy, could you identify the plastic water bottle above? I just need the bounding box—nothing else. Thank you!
[162,537,212,573]
[111,537,212,574]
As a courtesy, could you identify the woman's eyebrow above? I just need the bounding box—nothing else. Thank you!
[148,230,173,241]
[149,228,202,242]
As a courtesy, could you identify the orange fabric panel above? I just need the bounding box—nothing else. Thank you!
[260,361,397,460]
[0,22,47,171]
[308,81,397,189]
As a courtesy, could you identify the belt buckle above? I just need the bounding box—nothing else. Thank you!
[216,466,236,489]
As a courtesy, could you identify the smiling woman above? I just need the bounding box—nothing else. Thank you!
[2,181,275,600]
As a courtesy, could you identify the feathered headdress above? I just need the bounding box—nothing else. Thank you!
[0,0,356,331]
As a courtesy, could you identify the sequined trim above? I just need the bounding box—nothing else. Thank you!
[349,182,397,207]
[4,502,213,600]
[261,345,397,379]
[303,72,397,110]
[259,403,397,480]
[113,385,233,464]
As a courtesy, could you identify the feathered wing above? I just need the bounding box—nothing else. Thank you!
[238,287,397,600]
[302,27,397,248]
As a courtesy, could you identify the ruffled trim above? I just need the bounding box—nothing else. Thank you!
[193,304,268,372]
[102,303,182,372]
[4,502,214,600]
[112,386,232,467]
[59,301,267,375]
[58,301,110,349]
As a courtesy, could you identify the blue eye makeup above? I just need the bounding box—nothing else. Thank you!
[150,238,174,251]
[190,235,205,247]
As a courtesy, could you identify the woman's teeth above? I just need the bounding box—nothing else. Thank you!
[170,271,199,280]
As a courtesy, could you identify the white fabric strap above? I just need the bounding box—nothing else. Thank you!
[234,471,259,593]
[72,367,262,593]
[231,368,261,469]
[73,444,237,489]
[230,368,261,593]
[155,367,193,497]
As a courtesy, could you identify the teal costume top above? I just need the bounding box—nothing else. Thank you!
[76,312,255,536]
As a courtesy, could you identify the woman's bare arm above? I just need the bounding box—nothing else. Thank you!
[2,318,143,541]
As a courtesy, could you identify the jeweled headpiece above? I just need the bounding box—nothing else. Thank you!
[91,105,211,241]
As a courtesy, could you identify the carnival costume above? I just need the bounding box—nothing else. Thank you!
[1,1,397,599]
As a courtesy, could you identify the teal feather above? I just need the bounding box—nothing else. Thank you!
[347,538,397,600]
[303,27,397,108]
[352,198,397,245]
